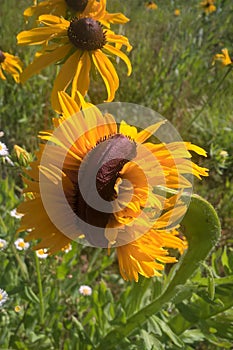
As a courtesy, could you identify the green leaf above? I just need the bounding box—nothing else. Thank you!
[140,329,164,350]
[152,316,184,348]
[96,194,221,349]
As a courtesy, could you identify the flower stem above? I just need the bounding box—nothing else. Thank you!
[187,66,232,129]
[34,252,45,325]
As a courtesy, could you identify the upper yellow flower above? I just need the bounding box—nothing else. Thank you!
[24,0,129,28]
[0,50,23,83]
[213,48,232,66]
[18,92,208,282]
[17,14,132,111]
[200,0,216,14]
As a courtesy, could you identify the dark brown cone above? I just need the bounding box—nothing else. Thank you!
[68,17,106,51]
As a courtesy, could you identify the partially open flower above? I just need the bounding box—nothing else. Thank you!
[18,92,208,281]
[0,50,23,83]
[14,145,31,165]
[213,48,232,66]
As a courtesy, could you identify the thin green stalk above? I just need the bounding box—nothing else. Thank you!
[12,244,29,281]
[34,252,45,325]
[187,66,232,129]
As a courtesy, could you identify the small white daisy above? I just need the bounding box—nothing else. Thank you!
[10,208,23,219]
[0,141,9,157]
[36,249,48,259]
[0,288,8,307]
[0,239,8,250]
[14,238,30,251]
[79,285,92,296]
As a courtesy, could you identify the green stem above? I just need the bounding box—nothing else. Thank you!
[12,244,29,281]
[35,253,45,325]
[187,66,232,129]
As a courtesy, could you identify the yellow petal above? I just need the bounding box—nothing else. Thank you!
[58,91,80,119]
[135,120,166,143]
[20,44,71,83]
[51,50,82,112]
[17,26,66,46]
[71,51,91,99]
[92,50,119,102]
[185,142,207,157]
[119,120,137,138]
[104,44,132,76]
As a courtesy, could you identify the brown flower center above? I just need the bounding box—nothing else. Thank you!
[68,17,106,51]
[72,134,137,246]
[0,51,6,63]
[65,0,88,12]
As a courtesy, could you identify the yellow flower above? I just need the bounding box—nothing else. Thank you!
[174,9,180,16]
[18,92,208,281]
[17,14,132,111]
[24,0,129,28]
[145,1,158,10]
[200,0,216,14]
[0,50,23,83]
[213,48,232,66]
[14,144,31,165]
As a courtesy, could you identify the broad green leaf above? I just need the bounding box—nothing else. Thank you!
[96,194,221,349]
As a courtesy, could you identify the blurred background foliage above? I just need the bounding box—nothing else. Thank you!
[0,0,233,349]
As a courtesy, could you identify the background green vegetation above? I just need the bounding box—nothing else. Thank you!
[0,0,232,349]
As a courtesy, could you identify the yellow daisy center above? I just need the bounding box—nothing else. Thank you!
[0,51,5,64]
[65,0,88,12]
[0,294,3,301]
[38,249,45,255]
[68,17,107,51]
[18,241,26,248]
[0,242,4,248]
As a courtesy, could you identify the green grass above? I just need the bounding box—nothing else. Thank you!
[0,0,233,349]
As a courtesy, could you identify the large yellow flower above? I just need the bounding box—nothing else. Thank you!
[17,14,132,111]
[0,50,23,83]
[18,92,208,282]
[24,0,129,28]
